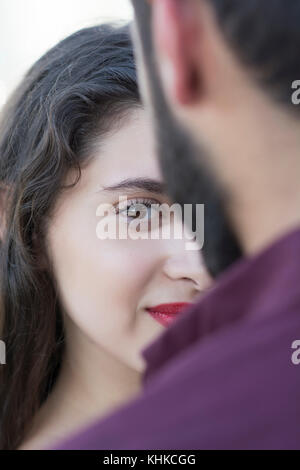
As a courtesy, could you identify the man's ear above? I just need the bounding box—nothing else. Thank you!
[151,0,201,105]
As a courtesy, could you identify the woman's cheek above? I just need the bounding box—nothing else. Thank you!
[97,238,158,291]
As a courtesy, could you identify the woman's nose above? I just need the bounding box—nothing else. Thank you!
[162,247,212,292]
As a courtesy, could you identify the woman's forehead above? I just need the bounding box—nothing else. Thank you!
[86,109,162,187]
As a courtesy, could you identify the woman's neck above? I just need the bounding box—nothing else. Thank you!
[18,331,142,450]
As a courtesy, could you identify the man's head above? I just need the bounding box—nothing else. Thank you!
[131,0,300,277]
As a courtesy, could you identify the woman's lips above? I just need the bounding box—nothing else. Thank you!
[146,302,192,327]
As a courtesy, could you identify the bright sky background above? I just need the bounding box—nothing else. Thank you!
[0,0,133,108]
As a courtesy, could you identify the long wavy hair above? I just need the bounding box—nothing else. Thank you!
[0,23,140,450]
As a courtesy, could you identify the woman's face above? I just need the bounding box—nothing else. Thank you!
[46,108,212,372]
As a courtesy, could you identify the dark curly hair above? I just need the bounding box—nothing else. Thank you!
[0,23,140,450]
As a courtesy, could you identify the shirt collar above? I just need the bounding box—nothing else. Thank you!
[141,226,300,385]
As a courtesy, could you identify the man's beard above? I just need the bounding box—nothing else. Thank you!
[132,0,243,278]
[153,100,243,278]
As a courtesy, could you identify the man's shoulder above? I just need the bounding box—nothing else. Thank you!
[53,302,300,450]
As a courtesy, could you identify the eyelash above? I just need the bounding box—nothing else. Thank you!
[114,198,160,218]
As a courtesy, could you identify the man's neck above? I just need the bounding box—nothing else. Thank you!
[229,189,300,257]
[201,94,300,256]
[227,124,300,256]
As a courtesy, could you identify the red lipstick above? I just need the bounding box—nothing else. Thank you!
[146,302,192,327]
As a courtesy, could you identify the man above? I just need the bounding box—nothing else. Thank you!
[54,0,300,449]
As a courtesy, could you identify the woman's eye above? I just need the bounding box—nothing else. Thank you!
[122,202,153,220]
[114,199,168,233]
[115,199,162,223]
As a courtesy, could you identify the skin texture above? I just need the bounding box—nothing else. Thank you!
[18,108,212,450]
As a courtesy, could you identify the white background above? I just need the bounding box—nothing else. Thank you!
[0,0,133,109]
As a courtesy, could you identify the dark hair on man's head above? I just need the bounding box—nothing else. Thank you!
[0,23,140,450]
[132,0,300,108]
[209,0,300,106]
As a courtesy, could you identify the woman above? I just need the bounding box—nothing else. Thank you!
[0,24,212,450]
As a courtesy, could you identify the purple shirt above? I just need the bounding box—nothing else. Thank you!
[51,227,300,449]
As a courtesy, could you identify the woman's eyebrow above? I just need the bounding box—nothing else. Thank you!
[98,178,166,195]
